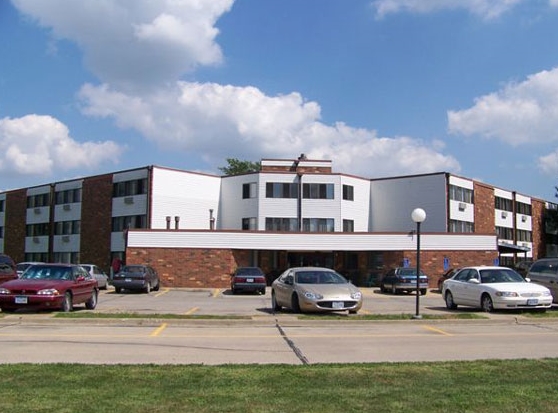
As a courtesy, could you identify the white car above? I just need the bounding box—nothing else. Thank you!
[80,264,110,289]
[442,266,552,312]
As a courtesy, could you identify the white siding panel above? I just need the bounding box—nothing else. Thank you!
[111,232,126,251]
[220,173,260,229]
[54,203,81,221]
[53,234,80,252]
[341,176,370,232]
[26,206,50,224]
[516,194,531,204]
[494,188,512,199]
[370,174,447,232]
[27,185,51,196]
[128,230,497,252]
[449,176,473,190]
[495,209,513,227]
[150,167,221,230]
[25,236,49,253]
[55,180,82,191]
[112,194,148,216]
[449,200,474,222]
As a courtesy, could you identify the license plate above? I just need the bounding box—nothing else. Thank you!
[246,278,254,283]
[527,299,538,306]
[125,278,132,282]
[15,296,28,304]
[332,301,344,309]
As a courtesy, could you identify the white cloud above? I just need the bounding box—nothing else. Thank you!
[448,68,558,145]
[79,82,460,177]
[539,149,558,175]
[372,0,525,20]
[12,0,234,91]
[0,115,124,175]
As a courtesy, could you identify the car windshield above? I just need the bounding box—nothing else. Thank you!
[397,268,426,276]
[236,268,263,276]
[479,269,524,283]
[295,270,347,284]
[21,266,72,280]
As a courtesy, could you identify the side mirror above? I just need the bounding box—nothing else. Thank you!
[285,275,294,285]
[468,278,480,284]
[524,277,531,283]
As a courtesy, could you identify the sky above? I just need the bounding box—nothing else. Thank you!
[1,0,558,202]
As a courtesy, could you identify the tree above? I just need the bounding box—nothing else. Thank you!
[218,158,260,176]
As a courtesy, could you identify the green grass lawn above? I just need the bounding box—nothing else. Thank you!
[1,360,557,412]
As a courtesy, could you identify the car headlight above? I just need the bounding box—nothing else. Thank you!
[0,288,10,294]
[303,291,323,300]
[351,292,362,300]
[542,291,552,296]
[37,288,60,296]
[495,291,519,297]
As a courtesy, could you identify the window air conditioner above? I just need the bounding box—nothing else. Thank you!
[124,197,134,205]
[32,236,40,243]
[34,207,41,214]
[63,204,71,211]
[458,202,466,211]
[501,211,508,218]
[62,235,70,243]
[521,215,527,222]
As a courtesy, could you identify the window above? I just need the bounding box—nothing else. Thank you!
[0,199,4,212]
[516,201,532,216]
[449,219,474,233]
[302,183,334,199]
[55,188,82,204]
[302,218,334,232]
[113,178,148,197]
[242,217,257,230]
[496,226,513,240]
[265,182,298,198]
[242,183,257,199]
[27,193,51,208]
[0,226,3,239]
[112,215,147,232]
[265,217,298,231]
[26,223,51,237]
[342,185,354,201]
[516,229,532,243]
[343,219,354,232]
[54,220,81,235]
[495,197,513,212]
[449,185,473,203]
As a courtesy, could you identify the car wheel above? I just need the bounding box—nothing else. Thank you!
[259,288,265,295]
[85,289,98,310]
[115,287,122,294]
[144,282,151,294]
[380,283,386,293]
[481,294,494,313]
[153,280,160,291]
[1,308,16,313]
[420,289,427,296]
[391,285,397,295]
[61,292,73,312]
[445,291,457,310]
[271,291,281,311]
[291,293,301,313]
[231,286,237,295]
[349,310,358,314]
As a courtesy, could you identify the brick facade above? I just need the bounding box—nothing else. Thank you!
[4,189,27,263]
[474,182,495,233]
[126,246,498,289]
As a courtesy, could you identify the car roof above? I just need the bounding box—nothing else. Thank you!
[288,267,335,272]
[0,254,15,264]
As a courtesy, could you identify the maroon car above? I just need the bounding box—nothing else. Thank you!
[0,254,18,284]
[0,263,98,313]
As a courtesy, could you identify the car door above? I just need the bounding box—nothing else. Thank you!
[72,266,95,304]
[450,269,478,305]
[273,270,294,306]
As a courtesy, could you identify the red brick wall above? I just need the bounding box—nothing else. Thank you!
[4,189,27,262]
[81,174,114,272]
[474,182,495,233]
[126,246,498,289]
[532,199,545,259]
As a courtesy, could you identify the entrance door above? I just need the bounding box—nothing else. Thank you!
[287,252,334,268]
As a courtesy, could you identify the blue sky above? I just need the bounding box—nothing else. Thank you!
[1,0,558,202]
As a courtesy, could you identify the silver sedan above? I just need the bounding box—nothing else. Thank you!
[271,267,363,314]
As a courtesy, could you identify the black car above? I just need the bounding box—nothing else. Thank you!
[230,267,266,294]
[111,264,160,293]
[0,254,18,284]
[380,267,429,295]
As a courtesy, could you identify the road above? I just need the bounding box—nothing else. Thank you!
[0,288,557,364]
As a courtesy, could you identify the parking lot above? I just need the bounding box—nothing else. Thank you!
[78,286,555,320]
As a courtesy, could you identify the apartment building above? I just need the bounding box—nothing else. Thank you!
[0,157,553,288]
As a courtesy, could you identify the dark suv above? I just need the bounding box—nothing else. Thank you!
[0,254,18,284]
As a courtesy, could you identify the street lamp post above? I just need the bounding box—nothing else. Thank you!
[411,208,427,319]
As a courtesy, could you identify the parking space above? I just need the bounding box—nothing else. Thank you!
[90,287,496,318]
